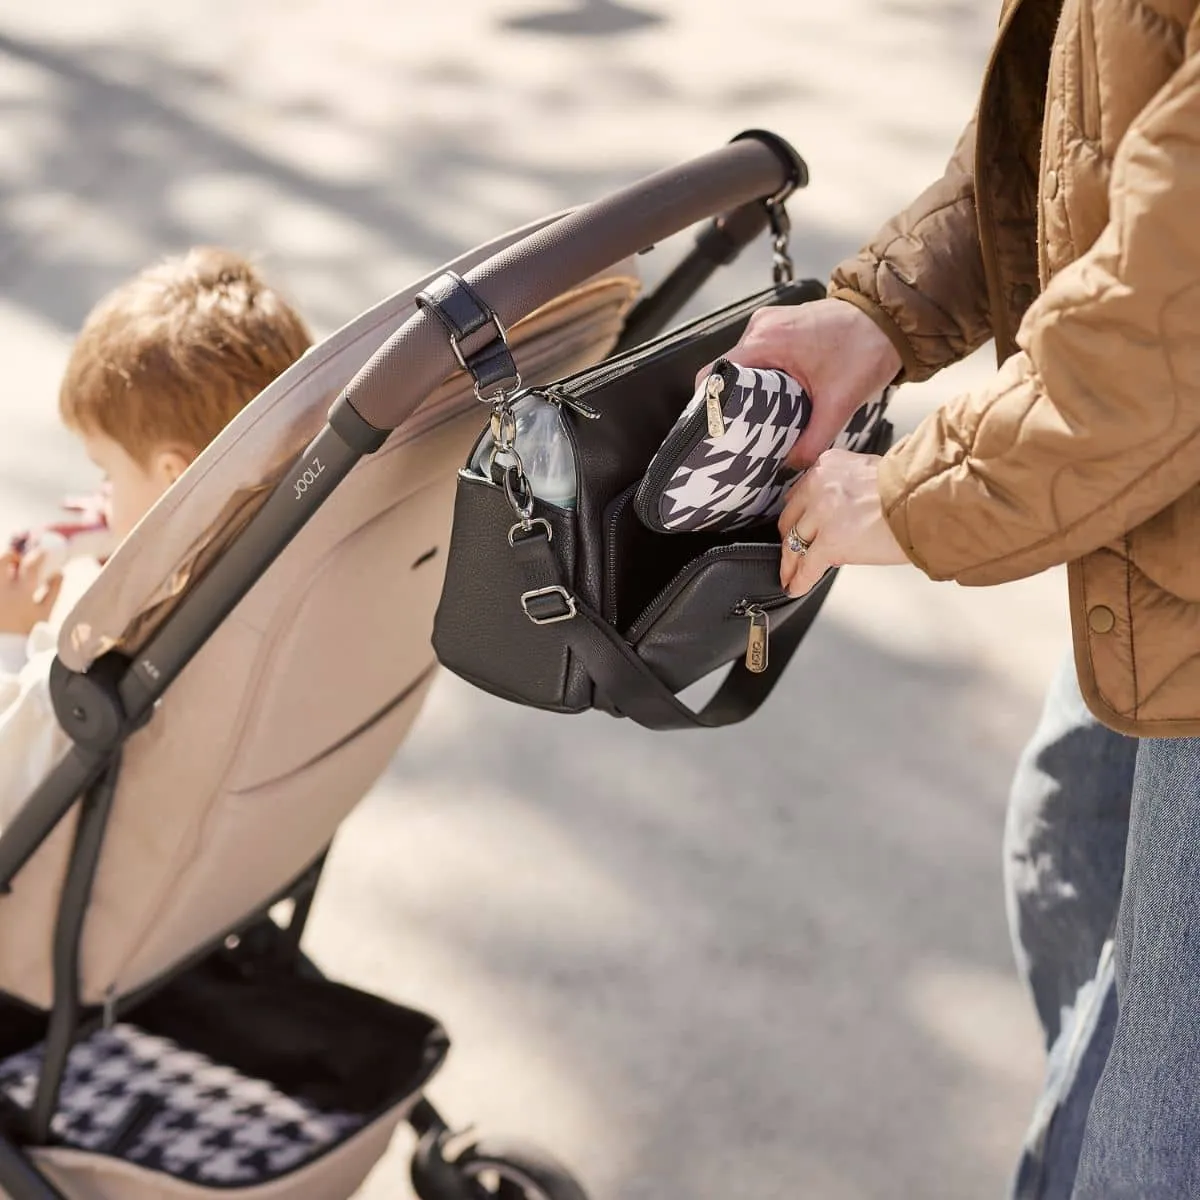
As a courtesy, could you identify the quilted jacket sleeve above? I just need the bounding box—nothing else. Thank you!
[880,26,1200,585]
[829,118,993,383]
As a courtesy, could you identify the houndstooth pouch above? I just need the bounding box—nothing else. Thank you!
[634,358,891,533]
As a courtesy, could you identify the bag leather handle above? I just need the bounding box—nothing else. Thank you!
[338,131,807,432]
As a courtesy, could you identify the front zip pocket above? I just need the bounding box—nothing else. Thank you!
[627,544,782,644]
[624,550,794,696]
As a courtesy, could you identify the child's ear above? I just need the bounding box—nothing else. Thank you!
[152,447,194,488]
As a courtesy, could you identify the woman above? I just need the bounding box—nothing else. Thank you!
[728,2,1200,1196]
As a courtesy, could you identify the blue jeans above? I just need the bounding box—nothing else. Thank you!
[1007,655,1200,1197]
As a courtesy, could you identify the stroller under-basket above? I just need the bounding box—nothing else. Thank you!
[0,132,812,1200]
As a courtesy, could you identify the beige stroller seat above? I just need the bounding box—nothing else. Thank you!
[0,132,804,1200]
[0,214,638,1200]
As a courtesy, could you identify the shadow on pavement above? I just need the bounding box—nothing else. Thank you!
[0,28,857,341]
[318,602,1038,1199]
[498,0,666,37]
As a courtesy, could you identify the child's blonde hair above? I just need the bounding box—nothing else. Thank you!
[59,247,312,462]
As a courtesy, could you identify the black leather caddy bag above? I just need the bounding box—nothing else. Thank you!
[427,135,893,730]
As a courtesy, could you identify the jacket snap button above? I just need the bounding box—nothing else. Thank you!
[1088,605,1115,634]
[1044,168,1059,200]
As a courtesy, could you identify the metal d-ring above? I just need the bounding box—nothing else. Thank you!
[502,462,534,525]
[508,517,553,547]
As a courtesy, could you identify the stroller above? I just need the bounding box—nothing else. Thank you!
[0,133,808,1200]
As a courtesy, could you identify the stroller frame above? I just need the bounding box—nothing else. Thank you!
[0,130,806,1200]
[0,371,591,1200]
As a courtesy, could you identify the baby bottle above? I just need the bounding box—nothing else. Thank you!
[470,393,577,510]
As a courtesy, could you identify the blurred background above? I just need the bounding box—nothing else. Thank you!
[0,1,1066,1196]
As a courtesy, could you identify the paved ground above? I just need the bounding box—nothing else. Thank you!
[0,2,1067,1197]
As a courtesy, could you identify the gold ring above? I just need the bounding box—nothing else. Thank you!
[786,526,813,556]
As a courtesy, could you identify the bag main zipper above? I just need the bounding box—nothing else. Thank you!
[542,284,787,405]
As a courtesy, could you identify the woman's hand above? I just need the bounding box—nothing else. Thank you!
[722,298,902,468]
[777,450,909,596]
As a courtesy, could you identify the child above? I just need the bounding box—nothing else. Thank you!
[0,247,312,815]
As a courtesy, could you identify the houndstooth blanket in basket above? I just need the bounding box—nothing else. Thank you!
[0,1024,365,1185]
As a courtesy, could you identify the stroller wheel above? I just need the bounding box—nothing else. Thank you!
[411,1131,588,1200]
[455,1139,589,1200]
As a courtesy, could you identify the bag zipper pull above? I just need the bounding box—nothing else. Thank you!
[705,373,726,438]
[543,387,601,421]
[103,985,117,1030]
[744,605,769,674]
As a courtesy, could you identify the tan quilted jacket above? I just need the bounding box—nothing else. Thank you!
[832,0,1200,736]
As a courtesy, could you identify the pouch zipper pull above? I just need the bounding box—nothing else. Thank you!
[705,373,726,438]
[744,605,769,674]
[103,985,117,1030]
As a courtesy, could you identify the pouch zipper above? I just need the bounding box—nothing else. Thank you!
[705,372,727,438]
[637,357,741,526]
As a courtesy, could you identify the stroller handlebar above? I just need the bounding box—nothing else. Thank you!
[339,132,806,432]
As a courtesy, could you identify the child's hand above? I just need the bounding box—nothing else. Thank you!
[0,550,62,636]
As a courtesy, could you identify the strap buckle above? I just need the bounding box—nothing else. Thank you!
[448,313,523,404]
[520,586,577,625]
[416,271,523,404]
